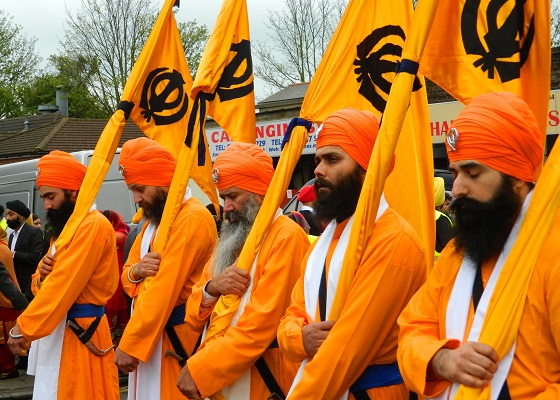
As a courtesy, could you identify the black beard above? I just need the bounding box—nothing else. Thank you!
[6,218,22,230]
[141,188,167,225]
[46,196,76,238]
[313,166,363,223]
[451,175,522,267]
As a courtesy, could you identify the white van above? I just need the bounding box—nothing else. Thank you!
[0,150,136,224]
[0,150,214,225]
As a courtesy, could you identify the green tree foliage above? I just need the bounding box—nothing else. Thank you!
[0,10,41,118]
[179,20,210,78]
[18,56,106,119]
[58,0,209,116]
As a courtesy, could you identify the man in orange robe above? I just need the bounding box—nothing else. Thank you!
[114,137,216,399]
[7,150,120,399]
[177,142,310,400]
[277,108,426,399]
[397,92,560,397]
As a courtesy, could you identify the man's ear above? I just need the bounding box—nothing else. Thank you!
[68,190,79,200]
[254,194,265,206]
[510,178,531,197]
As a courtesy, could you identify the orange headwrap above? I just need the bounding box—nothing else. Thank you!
[119,137,176,186]
[447,92,543,182]
[36,150,87,190]
[213,142,274,196]
[317,108,394,171]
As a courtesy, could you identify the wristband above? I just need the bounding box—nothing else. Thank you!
[9,327,23,339]
[128,264,144,283]
[203,281,219,302]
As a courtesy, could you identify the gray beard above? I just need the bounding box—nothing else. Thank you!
[209,196,260,277]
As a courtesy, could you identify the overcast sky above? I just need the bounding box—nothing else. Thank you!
[1,0,282,99]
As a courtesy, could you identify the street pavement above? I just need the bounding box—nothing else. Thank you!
[0,369,129,399]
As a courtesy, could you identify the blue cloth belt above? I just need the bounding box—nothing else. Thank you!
[349,363,403,392]
[67,304,105,319]
[166,303,186,327]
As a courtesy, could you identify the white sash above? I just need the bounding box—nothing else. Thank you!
[220,209,283,400]
[129,188,191,400]
[28,205,97,400]
[433,190,533,400]
[288,195,389,399]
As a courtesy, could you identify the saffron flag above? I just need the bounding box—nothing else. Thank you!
[121,0,216,296]
[49,0,212,301]
[191,0,255,144]
[420,0,551,153]
[48,0,192,258]
[302,0,435,274]
[125,0,218,210]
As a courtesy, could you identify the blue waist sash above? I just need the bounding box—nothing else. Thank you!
[67,304,105,319]
[349,363,403,392]
[166,303,186,327]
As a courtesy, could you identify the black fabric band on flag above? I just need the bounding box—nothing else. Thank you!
[281,118,312,150]
[185,93,201,148]
[197,97,207,166]
[319,263,327,322]
[395,59,419,75]
[117,101,135,119]
[472,266,511,399]
[185,92,208,167]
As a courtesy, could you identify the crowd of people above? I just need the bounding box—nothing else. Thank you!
[0,91,559,399]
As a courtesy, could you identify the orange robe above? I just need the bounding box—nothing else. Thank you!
[19,210,120,399]
[120,197,216,399]
[278,209,426,399]
[185,215,310,399]
[397,211,560,398]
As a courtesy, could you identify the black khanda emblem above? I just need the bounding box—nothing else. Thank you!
[461,0,534,82]
[354,25,422,114]
[212,39,254,102]
[140,67,189,125]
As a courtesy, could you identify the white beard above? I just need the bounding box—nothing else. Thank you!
[210,196,260,277]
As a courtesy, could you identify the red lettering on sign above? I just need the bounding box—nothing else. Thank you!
[256,126,264,138]
[549,110,559,127]
[220,132,231,142]
[441,120,450,135]
[266,125,276,137]
[431,121,440,137]
[211,131,220,143]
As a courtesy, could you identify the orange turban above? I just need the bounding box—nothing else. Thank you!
[447,92,543,182]
[36,150,87,190]
[119,137,176,186]
[213,142,274,196]
[317,108,394,171]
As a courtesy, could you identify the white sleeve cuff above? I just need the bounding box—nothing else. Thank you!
[202,280,219,303]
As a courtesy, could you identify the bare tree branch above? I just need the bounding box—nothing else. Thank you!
[254,0,346,91]
[59,0,209,114]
